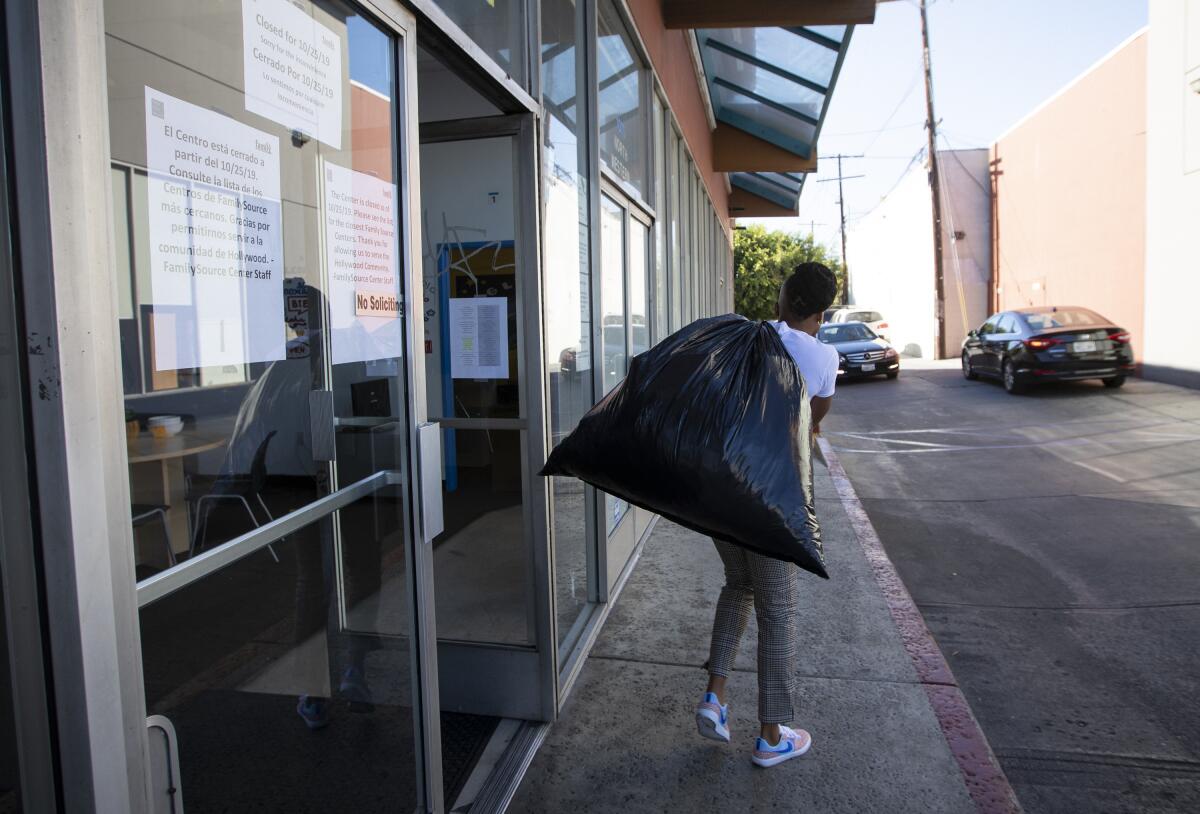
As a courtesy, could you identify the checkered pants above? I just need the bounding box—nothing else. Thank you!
[707,539,799,724]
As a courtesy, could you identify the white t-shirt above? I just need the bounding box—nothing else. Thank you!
[773,321,839,398]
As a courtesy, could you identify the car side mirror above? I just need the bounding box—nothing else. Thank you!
[967,329,978,338]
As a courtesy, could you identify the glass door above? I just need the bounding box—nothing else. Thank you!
[598,183,652,590]
[102,0,442,810]
[416,98,553,722]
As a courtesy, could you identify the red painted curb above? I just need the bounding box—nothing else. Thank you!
[819,436,1023,814]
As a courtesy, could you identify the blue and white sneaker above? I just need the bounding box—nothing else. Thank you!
[296,695,330,730]
[695,692,731,743]
[751,725,812,767]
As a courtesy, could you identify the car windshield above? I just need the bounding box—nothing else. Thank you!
[819,323,876,343]
[1022,309,1105,330]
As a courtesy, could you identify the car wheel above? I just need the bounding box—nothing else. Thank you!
[1003,360,1026,394]
[1103,376,1126,389]
[886,371,899,380]
[961,351,977,380]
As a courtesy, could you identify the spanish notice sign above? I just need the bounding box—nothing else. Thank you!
[323,161,402,366]
[242,0,343,149]
[145,87,284,371]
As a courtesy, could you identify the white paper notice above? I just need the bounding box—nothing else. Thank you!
[145,87,284,370]
[242,0,342,148]
[449,297,510,380]
[323,162,402,365]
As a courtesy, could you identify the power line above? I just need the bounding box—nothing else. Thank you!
[824,120,925,138]
[939,131,992,197]
[863,70,923,154]
[852,145,927,224]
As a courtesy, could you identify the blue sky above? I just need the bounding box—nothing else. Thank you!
[743,0,1148,252]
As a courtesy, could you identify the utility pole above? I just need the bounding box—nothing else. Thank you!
[920,0,947,359]
[816,154,864,306]
[988,156,1004,314]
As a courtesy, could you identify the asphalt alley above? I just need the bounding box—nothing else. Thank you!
[823,359,1200,814]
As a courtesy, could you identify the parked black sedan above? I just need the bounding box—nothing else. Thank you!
[818,322,901,380]
[961,306,1135,394]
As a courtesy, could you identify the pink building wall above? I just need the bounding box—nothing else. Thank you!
[991,32,1146,358]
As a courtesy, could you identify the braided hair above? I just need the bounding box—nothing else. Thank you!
[780,262,838,320]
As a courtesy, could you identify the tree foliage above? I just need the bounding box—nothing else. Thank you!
[733,225,845,321]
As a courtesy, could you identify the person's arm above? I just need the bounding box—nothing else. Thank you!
[811,395,832,433]
[811,396,830,429]
[810,346,838,434]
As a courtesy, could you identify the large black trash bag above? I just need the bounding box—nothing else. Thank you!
[541,314,826,578]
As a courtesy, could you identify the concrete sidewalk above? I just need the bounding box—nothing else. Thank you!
[508,462,987,813]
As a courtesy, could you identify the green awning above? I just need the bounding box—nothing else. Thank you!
[696,24,854,210]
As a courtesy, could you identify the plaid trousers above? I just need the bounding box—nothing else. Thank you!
[707,539,799,724]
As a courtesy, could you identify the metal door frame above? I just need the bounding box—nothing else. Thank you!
[417,109,556,723]
[8,0,450,809]
[0,4,60,806]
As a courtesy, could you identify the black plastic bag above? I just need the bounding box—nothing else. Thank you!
[541,314,827,578]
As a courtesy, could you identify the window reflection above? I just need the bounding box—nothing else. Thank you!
[597,1,647,200]
[542,0,594,658]
[600,194,628,536]
[629,220,649,359]
[433,0,528,88]
[600,195,626,395]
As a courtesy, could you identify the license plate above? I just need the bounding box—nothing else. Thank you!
[1073,340,1097,353]
[861,363,876,372]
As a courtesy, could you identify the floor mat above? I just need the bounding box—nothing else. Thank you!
[164,690,498,812]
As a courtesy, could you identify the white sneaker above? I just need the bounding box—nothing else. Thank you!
[695,692,730,743]
[751,725,812,767]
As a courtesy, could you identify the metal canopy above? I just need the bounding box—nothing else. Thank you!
[697,24,854,212]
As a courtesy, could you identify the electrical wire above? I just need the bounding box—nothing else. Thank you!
[853,145,927,224]
[862,71,924,155]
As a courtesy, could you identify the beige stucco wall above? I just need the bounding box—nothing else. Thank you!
[992,31,1147,358]
[1143,1,1200,386]
[845,149,991,360]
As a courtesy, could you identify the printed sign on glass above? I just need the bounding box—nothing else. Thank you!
[242,0,343,148]
[448,297,510,380]
[144,87,284,371]
[322,161,402,365]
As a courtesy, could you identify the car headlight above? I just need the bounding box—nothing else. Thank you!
[885,348,898,358]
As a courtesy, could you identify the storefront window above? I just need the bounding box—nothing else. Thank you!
[433,0,528,89]
[600,195,626,395]
[597,1,647,201]
[651,98,667,342]
[599,194,628,534]
[667,129,682,332]
[630,219,649,359]
[541,0,594,658]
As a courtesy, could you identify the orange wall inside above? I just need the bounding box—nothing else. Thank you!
[992,33,1146,357]
[626,0,730,231]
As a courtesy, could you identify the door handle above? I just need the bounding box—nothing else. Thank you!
[417,422,444,544]
[310,389,335,461]
[146,715,184,813]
